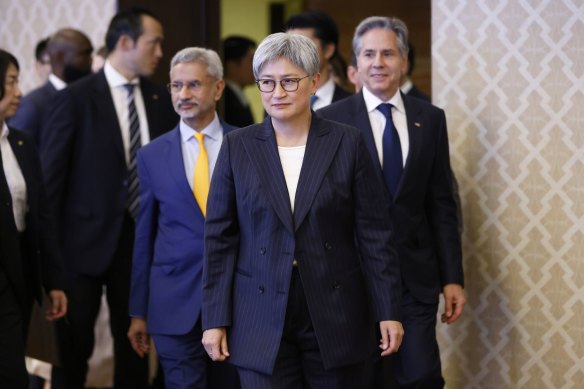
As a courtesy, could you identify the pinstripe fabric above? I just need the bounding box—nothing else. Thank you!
[124,83,141,219]
[203,115,401,375]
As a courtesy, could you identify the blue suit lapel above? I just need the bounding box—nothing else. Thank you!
[293,115,341,231]
[243,118,294,234]
[165,126,201,214]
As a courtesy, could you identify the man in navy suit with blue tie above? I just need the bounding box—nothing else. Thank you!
[319,16,466,388]
[128,47,239,389]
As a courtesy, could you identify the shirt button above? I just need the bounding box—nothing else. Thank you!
[258,286,264,294]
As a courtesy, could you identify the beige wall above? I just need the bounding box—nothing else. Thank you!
[433,1,584,387]
[0,0,116,94]
[221,0,302,123]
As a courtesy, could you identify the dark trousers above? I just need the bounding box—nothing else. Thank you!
[52,215,148,389]
[153,319,240,389]
[237,268,374,389]
[0,268,28,389]
[385,291,444,389]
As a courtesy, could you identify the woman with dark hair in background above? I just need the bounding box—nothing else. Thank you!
[0,49,67,388]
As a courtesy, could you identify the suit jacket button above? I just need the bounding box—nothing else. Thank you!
[258,286,264,294]
[324,242,332,250]
[260,247,266,255]
[332,281,341,289]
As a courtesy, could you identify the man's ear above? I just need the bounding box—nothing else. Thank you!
[214,79,226,101]
[323,43,336,61]
[117,34,135,52]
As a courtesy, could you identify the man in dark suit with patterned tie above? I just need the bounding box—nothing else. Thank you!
[41,8,178,388]
[319,16,466,388]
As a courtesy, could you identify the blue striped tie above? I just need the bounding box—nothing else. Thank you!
[124,84,141,219]
[377,103,403,196]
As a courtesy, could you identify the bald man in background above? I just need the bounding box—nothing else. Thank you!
[9,28,93,146]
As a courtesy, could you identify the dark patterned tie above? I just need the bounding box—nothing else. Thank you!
[124,84,141,219]
[377,103,403,196]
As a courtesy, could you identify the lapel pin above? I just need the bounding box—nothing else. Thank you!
[414,122,421,127]
[17,140,24,146]
[152,94,159,100]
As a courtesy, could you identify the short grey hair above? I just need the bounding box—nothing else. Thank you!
[353,16,409,58]
[170,47,223,80]
[252,32,320,78]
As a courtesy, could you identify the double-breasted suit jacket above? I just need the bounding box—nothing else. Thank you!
[202,114,402,374]
[319,91,464,304]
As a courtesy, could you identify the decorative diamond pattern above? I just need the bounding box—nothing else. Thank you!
[433,0,584,387]
[0,0,116,94]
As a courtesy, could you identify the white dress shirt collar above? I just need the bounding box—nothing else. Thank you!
[179,112,222,143]
[48,73,67,91]
[362,85,405,115]
[313,76,335,110]
[104,60,139,87]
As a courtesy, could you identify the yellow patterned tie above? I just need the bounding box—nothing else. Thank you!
[193,132,209,217]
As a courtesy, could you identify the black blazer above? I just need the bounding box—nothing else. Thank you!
[41,70,178,276]
[0,127,63,309]
[203,115,401,374]
[331,83,352,103]
[224,84,255,127]
[319,91,463,304]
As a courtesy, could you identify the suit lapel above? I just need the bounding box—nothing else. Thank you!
[352,93,381,171]
[243,118,294,234]
[7,131,36,209]
[93,71,125,162]
[166,126,200,212]
[141,79,164,139]
[293,116,341,231]
[399,94,423,196]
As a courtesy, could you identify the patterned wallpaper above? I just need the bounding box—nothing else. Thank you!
[432,0,583,388]
[0,0,116,94]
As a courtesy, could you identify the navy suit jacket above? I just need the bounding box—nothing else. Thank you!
[202,115,401,374]
[405,84,431,103]
[8,81,57,146]
[319,91,463,304]
[129,121,236,335]
[0,128,63,308]
[41,70,178,276]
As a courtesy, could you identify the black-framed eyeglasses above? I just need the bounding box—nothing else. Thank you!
[255,75,311,93]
